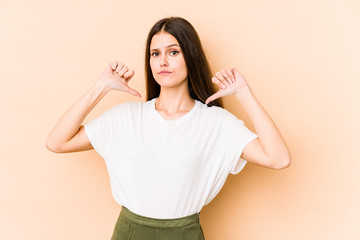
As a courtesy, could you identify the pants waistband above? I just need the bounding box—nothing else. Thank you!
[120,206,200,228]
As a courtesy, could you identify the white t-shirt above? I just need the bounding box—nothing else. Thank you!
[84,98,258,219]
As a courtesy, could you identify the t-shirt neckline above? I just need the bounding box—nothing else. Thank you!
[151,98,199,126]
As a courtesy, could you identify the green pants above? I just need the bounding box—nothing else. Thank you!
[111,206,205,240]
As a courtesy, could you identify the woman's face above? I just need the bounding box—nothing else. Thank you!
[149,31,188,89]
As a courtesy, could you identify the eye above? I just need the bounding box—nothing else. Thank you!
[151,52,159,57]
[169,50,179,56]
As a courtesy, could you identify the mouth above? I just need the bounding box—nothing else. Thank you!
[158,71,172,75]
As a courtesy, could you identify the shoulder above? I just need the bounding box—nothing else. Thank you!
[103,99,153,116]
[197,100,239,121]
[111,99,153,110]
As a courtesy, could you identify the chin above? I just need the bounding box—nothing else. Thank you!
[154,78,185,89]
[155,77,187,88]
[157,82,179,89]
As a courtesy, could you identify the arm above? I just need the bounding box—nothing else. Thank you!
[206,69,291,169]
[235,86,291,169]
[45,61,141,153]
[45,81,109,153]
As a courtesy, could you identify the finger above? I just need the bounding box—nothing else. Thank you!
[123,69,134,79]
[216,72,230,86]
[231,68,249,88]
[115,62,124,74]
[118,66,129,77]
[231,68,244,82]
[205,90,225,105]
[111,61,118,71]
[125,86,142,98]
[220,70,233,84]
[225,69,235,83]
[231,68,240,79]
[213,73,227,88]
[212,77,226,89]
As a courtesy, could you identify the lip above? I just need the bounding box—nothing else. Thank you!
[158,71,172,75]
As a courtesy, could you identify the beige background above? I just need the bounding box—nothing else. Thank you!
[1,0,359,239]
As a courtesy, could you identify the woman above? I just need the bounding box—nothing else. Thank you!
[46,17,291,240]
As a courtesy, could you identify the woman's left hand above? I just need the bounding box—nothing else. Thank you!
[205,68,250,105]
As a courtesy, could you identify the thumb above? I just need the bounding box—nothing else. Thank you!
[125,86,142,98]
[205,91,224,105]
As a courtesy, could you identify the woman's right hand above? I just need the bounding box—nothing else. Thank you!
[97,61,141,98]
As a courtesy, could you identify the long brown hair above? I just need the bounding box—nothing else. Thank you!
[145,17,223,108]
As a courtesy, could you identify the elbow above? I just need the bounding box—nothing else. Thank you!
[45,139,62,153]
[274,159,291,170]
[271,155,292,170]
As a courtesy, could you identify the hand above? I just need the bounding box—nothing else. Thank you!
[97,61,141,98]
[205,68,249,105]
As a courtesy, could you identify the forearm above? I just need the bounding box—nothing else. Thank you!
[46,81,110,148]
[235,87,291,163]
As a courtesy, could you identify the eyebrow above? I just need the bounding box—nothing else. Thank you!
[150,44,180,51]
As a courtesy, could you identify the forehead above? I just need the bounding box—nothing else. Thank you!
[150,31,180,49]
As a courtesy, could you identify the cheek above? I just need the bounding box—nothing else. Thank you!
[180,61,188,76]
[149,59,156,73]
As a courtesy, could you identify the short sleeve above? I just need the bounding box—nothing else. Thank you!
[83,105,119,158]
[224,113,258,175]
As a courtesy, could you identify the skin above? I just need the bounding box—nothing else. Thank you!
[149,31,195,120]
[207,68,292,169]
[46,31,291,170]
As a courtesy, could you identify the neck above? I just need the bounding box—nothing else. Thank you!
[155,85,194,115]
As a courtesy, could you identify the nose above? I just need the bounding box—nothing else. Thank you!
[160,54,168,67]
